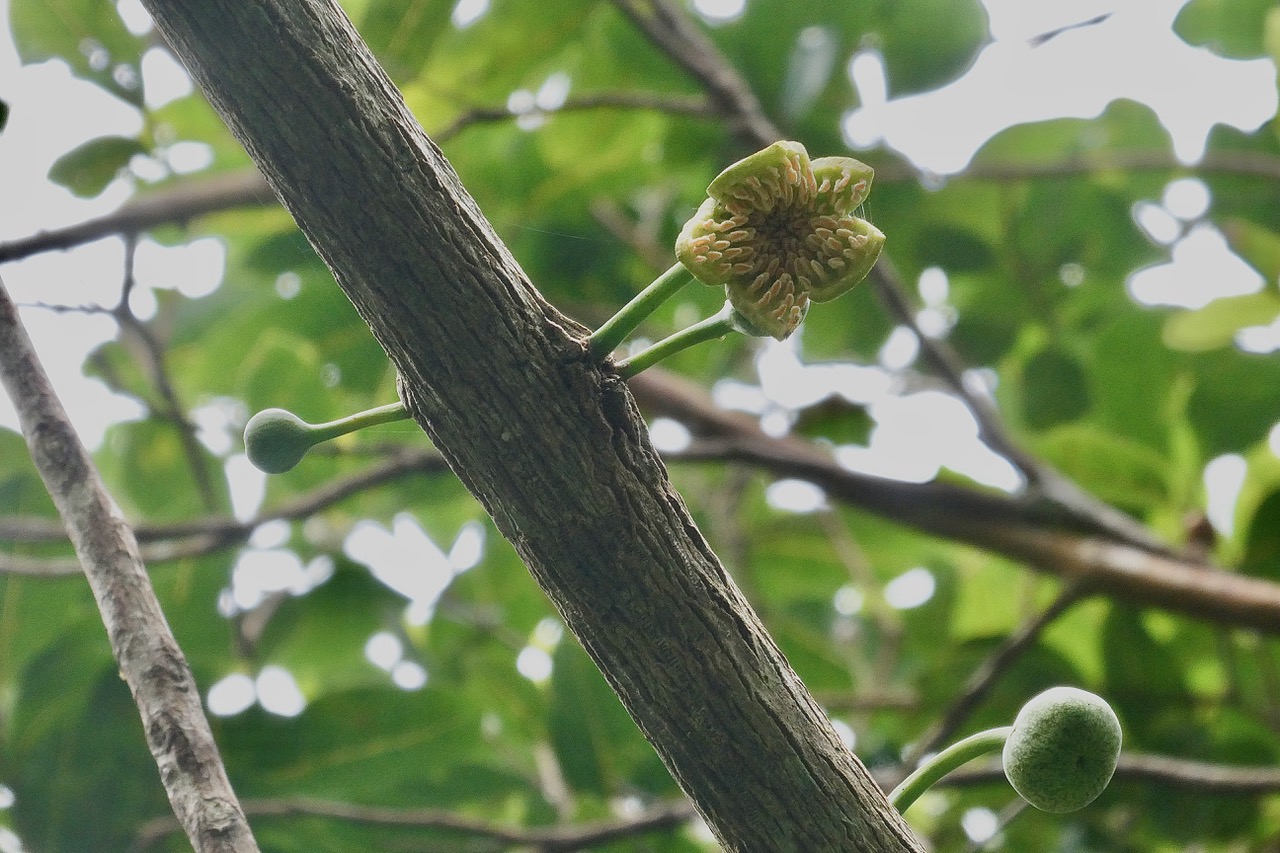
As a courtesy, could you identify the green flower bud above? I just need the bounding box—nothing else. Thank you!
[243,408,316,474]
[1002,686,1122,813]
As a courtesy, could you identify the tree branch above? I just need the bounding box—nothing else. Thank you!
[4,149,1276,267]
[436,91,714,142]
[628,369,1280,633]
[136,1,921,849]
[608,0,780,148]
[7,374,1280,636]
[0,277,258,852]
[114,236,222,511]
[0,169,275,263]
[940,752,1280,796]
[900,582,1088,770]
[134,797,697,852]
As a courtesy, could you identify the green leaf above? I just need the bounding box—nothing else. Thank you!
[9,632,165,851]
[1101,605,1190,743]
[47,135,145,197]
[1239,489,1280,579]
[1020,345,1090,430]
[1221,217,1280,285]
[1163,291,1280,351]
[359,0,455,83]
[0,98,9,133]
[1034,423,1169,512]
[9,0,145,106]
[1175,0,1277,57]
[95,418,230,522]
[548,639,657,796]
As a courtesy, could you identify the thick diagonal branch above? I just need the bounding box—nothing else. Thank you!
[137,0,919,849]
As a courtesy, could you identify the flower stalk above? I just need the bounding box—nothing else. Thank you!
[588,262,691,358]
[889,727,1013,813]
[615,304,737,378]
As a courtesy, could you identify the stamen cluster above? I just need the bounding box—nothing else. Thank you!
[676,141,885,340]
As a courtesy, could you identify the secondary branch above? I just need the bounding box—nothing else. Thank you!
[0,277,258,853]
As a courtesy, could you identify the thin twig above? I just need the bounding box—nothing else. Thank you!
[625,370,1280,633]
[5,150,1279,267]
[0,169,275,263]
[900,581,1089,769]
[132,796,697,852]
[938,752,1280,796]
[435,91,713,143]
[0,447,448,574]
[113,236,221,510]
[6,375,1280,634]
[609,0,780,148]
[867,257,1175,556]
[0,275,258,852]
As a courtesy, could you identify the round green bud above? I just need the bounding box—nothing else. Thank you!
[1002,686,1122,813]
[243,408,315,474]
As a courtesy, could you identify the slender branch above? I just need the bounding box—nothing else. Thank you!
[868,251,1176,558]
[0,169,275,263]
[608,0,780,148]
[7,373,1280,634]
[941,752,1280,796]
[5,149,1279,268]
[900,581,1089,769]
[113,237,221,510]
[626,369,1280,633]
[0,276,258,852]
[7,362,1280,634]
[0,446,448,574]
[133,797,697,851]
[435,91,714,142]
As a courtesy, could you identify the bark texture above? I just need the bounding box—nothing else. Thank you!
[0,283,258,852]
[140,0,922,849]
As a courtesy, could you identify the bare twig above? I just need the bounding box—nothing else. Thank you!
[435,91,713,143]
[609,0,780,148]
[113,236,222,510]
[0,169,275,263]
[133,796,696,852]
[900,581,1089,769]
[0,276,258,852]
[5,149,1279,267]
[626,369,1280,634]
[868,245,1176,558]
[0,447,448,574]
[6,374,1280,634]
[939,752,1280,796]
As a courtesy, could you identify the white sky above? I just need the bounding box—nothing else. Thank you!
[0,0,1277,712]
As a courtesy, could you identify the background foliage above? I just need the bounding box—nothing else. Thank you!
[3,0,1280,850]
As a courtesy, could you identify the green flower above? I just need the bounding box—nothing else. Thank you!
[676,140,885,340]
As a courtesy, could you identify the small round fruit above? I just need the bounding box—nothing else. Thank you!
[1002,686,1122,813]
[243,408,314,474]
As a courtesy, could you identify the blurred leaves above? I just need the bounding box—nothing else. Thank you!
[48,135,146,197]
[3,2,1280,852]
[8,0,145,106]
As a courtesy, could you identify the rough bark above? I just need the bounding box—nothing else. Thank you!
[139,0,922,849]
[0,282,258,852]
